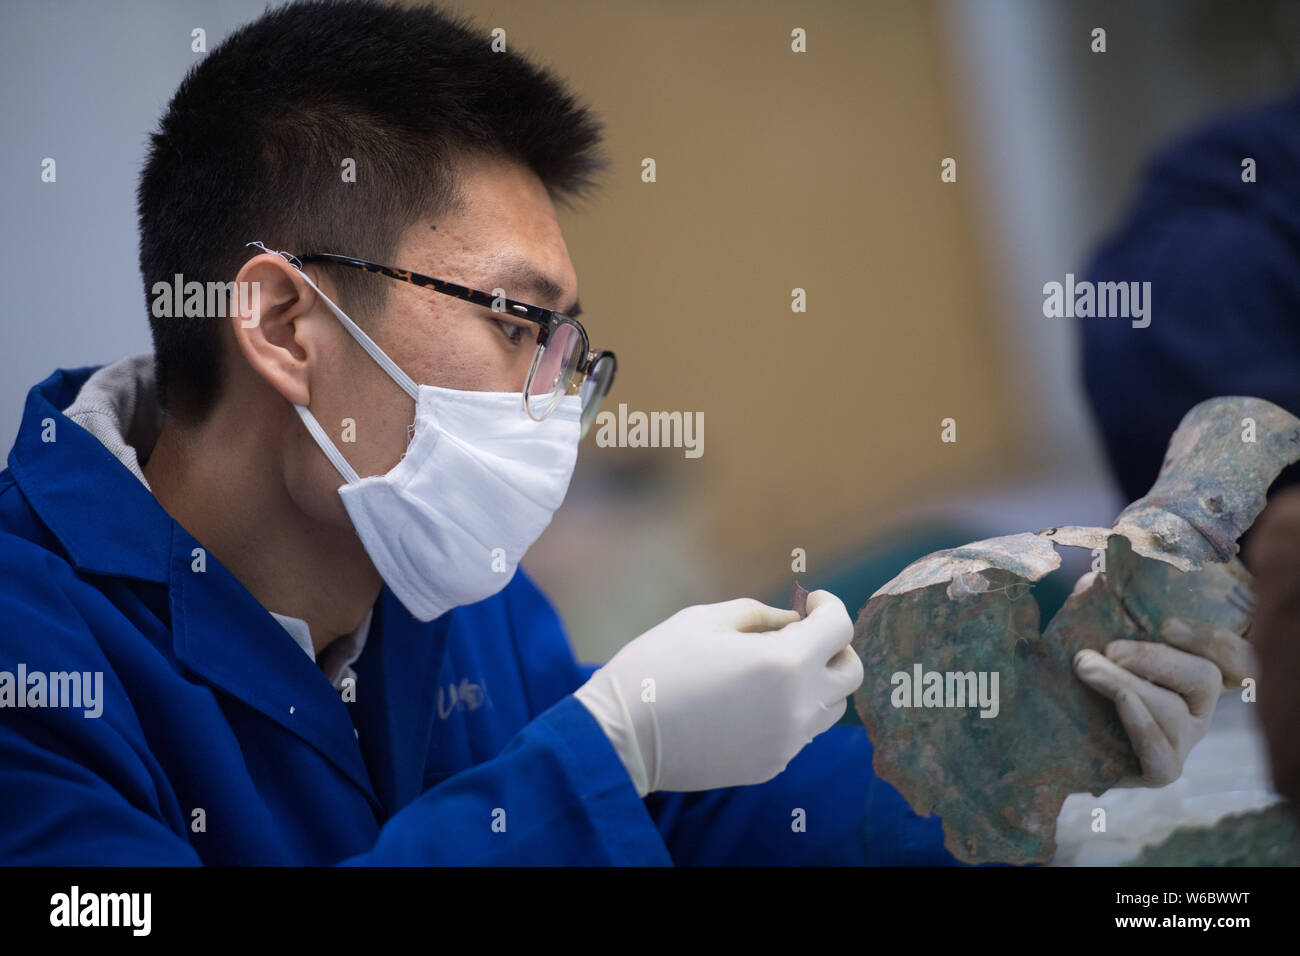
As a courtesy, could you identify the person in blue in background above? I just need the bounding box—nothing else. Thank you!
[1078,87,1300,834]
[1081,86,1300,503]
[0,0,1241,866]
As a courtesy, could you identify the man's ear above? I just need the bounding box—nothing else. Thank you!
[229,253,328,408]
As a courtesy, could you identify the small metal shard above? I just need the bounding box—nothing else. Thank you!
[790,581,810,618]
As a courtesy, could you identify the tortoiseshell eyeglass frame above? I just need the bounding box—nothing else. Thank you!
[295,252,617,428]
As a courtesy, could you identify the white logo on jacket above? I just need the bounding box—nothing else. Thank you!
[437,677,489,719]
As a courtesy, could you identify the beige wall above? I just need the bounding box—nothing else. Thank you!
[427,0,1025,655]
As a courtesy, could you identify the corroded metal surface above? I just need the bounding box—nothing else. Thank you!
[1127,803,1300,866]
[851,397,1300,864]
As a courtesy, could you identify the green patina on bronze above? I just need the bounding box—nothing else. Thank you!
[1127,803,1300,866]
[851,397,1300,865]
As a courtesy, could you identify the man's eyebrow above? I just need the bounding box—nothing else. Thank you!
[490,257,581,318]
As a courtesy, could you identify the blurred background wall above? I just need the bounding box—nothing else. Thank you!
[4,0,1299,665]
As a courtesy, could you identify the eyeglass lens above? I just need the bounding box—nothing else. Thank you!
[526,321,584,420]
[579,354,615,438]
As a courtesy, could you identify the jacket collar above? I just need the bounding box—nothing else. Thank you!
[8,365,172,583]
[167,517,383,811]
[8,366,385,812]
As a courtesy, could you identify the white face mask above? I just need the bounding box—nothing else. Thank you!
[291,268,581,622]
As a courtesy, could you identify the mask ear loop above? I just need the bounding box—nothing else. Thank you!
[294,403,361,484]
[243,241,422,483]
[242,240,420,401]
[244,240,301,270]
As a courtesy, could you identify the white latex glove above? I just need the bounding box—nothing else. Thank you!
[1072,580,1256,787]
[574,590,863,797]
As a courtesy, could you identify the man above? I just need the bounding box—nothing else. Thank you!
[0,0,1240,865]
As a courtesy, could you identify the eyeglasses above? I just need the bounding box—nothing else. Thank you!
[291,252,616,439]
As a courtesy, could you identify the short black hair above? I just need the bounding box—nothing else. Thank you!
[137,0,608,422]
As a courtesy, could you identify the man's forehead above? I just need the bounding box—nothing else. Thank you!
[483,252,581,317]
[426,157,577,307]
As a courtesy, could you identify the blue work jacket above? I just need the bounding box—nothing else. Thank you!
[0,366,958,865]
[1081,87,1300,502]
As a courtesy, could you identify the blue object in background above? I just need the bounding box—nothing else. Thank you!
[1081,86,1300,506]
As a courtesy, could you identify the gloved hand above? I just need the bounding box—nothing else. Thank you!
[574,590,863,797]
[1072,585,1256,787]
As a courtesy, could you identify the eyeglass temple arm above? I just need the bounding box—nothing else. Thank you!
[293,251,611,376]
[296,252,558,329]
